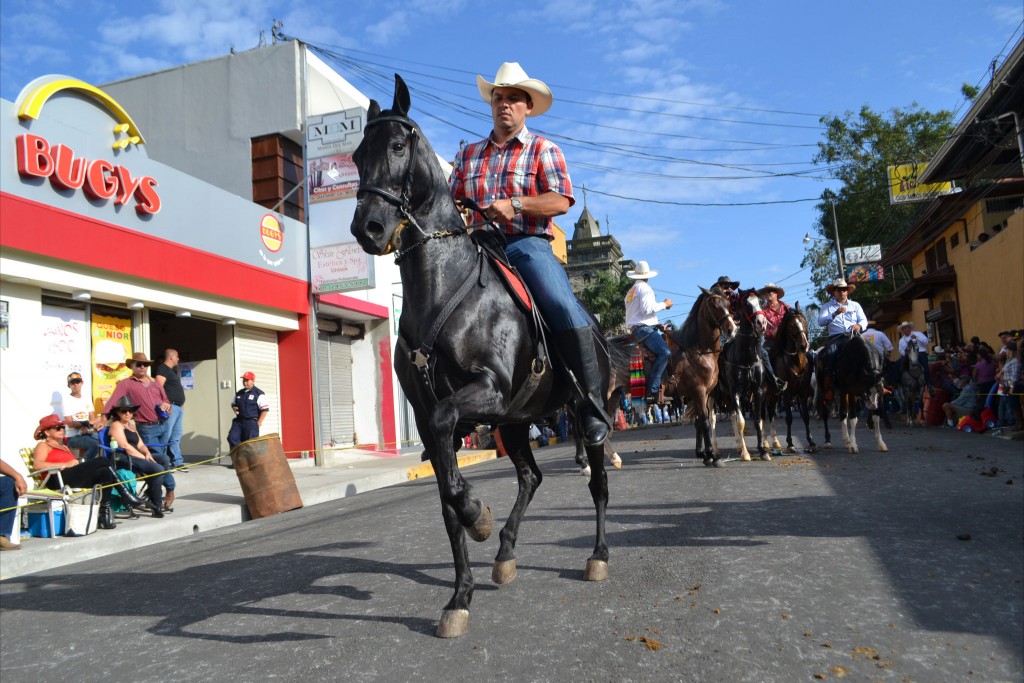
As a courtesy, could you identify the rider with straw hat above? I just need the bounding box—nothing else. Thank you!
[816,277,868,382]
[624,261,673,401]
[757,282,791,393]
[450,62,610,446]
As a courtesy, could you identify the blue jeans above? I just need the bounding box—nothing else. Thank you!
[632,324,671,395]
[164,404,185,467]
[506,235,589,331]
[67,433,101,460]
[998,384,1020,427]
[137,422,175,491]
[0,476,17,538]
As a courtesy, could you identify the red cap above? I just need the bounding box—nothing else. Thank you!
[241,371,256,381]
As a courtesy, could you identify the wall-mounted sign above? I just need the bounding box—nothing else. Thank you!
[17,134,161,214]
[845,264,885,283]
[311,241,375,293]
[888,163,956,205]
[844,244,882,264]
[306,108,364,158]
[260,213,283,252]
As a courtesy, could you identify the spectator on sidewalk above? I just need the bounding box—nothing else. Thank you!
[0,458,27,551]
[942,377,978,427]
[996,341,1020,430]
[228,372,270,454]
[60,372,102,460]
[155,349,187,471]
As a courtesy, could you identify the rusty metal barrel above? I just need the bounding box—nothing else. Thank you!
[229,434,303,519]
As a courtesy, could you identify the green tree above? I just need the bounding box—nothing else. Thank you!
[578,271,632,332]
[806,105,955,306]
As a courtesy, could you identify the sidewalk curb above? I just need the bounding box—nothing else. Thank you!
[0,450,499,581]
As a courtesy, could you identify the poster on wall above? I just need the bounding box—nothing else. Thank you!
[308,153,359,204]
[40,304,90,415]
[179,362,196,391]
[91,312,132,412]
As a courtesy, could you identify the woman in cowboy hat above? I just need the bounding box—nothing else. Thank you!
[624,261,673,401]
[450,62,610,445]
[757,283,791,393]
[816,278,868,380]
[897,320,934,392]
[32,411,156,529]
[105,396,168,516]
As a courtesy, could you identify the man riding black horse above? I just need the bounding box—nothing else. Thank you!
[816,277,868,388]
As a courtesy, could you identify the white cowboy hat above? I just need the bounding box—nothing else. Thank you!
[825,277,856,294]
[626,261,658,279]
[476,62,553,117]
[758,282,785,298]
[899,320,914,330]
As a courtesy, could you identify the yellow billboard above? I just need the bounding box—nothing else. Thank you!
[91,312,132,413]
[888,163,955,204]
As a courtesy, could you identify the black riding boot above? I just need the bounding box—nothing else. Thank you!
[98,501,117,530]
[555,327,610,446]
[109,467,155,511]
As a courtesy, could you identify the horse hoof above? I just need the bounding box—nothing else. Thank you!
[580,465,591,478]
[703,458,714,467]
[436,609,470,638]
[762,453,772,461]
[492,559,517,585]
[467,505,492,542]
[610,452,622,469]
[712,458,726,468]
[879,444,889,452]
[785,446,797,454]
[584,559,609,581]
[741,454,752,462]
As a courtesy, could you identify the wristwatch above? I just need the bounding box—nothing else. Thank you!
[510,197,523,215]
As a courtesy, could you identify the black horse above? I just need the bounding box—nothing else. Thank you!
[763,304,817,453]
[815,332,889,453]
[710,288,768,461]
[349,75,628,638]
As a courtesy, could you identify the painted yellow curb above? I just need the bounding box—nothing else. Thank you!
[406,449,499,481]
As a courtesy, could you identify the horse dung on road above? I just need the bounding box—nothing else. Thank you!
[349,75,628,638]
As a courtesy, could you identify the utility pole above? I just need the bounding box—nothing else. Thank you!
[829,197,845,279]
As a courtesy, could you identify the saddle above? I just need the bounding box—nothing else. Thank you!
[471,229,532,315]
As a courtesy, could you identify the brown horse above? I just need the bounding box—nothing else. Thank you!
[762,303,817,453]
[664,289,737,466]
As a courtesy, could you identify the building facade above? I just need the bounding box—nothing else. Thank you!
[564,206,630,292]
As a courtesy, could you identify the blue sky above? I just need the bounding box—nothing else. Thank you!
[2,0,1020,323]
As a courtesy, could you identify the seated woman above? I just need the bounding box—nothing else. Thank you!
[105,397,170,515]
[32,413,156,530]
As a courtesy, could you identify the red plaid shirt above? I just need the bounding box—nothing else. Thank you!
[449,127,574,238]
[762,301,789,340]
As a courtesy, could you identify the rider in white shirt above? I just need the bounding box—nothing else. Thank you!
[897,321,933,389]
[816,278,868,382]
[624,261,672,401]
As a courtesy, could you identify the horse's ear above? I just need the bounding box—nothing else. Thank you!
[367,100,381,122]
[393,74,411,117]
[698,286,710,295]
[795,301,801,311]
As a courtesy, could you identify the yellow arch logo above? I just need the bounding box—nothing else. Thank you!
[17,76,146,149]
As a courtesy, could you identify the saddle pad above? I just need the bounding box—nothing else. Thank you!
[630,344,646,398]
[493,259,533,313]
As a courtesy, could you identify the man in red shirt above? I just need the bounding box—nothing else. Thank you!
[450,62,608,446]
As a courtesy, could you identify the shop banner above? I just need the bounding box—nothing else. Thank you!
[41,304,90,414]
[888,163,956,204]
[306,108,364,205]
[311,241,375,293]
[91,312,132,412]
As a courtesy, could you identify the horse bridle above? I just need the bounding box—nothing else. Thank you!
[356,114,461,259]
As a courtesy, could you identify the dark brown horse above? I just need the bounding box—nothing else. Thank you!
[815,332,889,453]
[664,289,736,466]
[762,304,817,453]
[349,75,628,638]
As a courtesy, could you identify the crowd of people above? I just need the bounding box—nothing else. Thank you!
[931,331,1022,433]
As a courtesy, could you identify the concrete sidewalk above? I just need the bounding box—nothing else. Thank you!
[0,448,497,581]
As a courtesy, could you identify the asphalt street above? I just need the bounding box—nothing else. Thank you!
[1,423,1021,683]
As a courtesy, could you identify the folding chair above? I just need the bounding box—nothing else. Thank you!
[18,447,71,537]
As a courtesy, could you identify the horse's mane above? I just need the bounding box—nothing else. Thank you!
[672,292,708,350]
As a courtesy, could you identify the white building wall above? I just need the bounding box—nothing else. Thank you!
[0,284,50,461]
